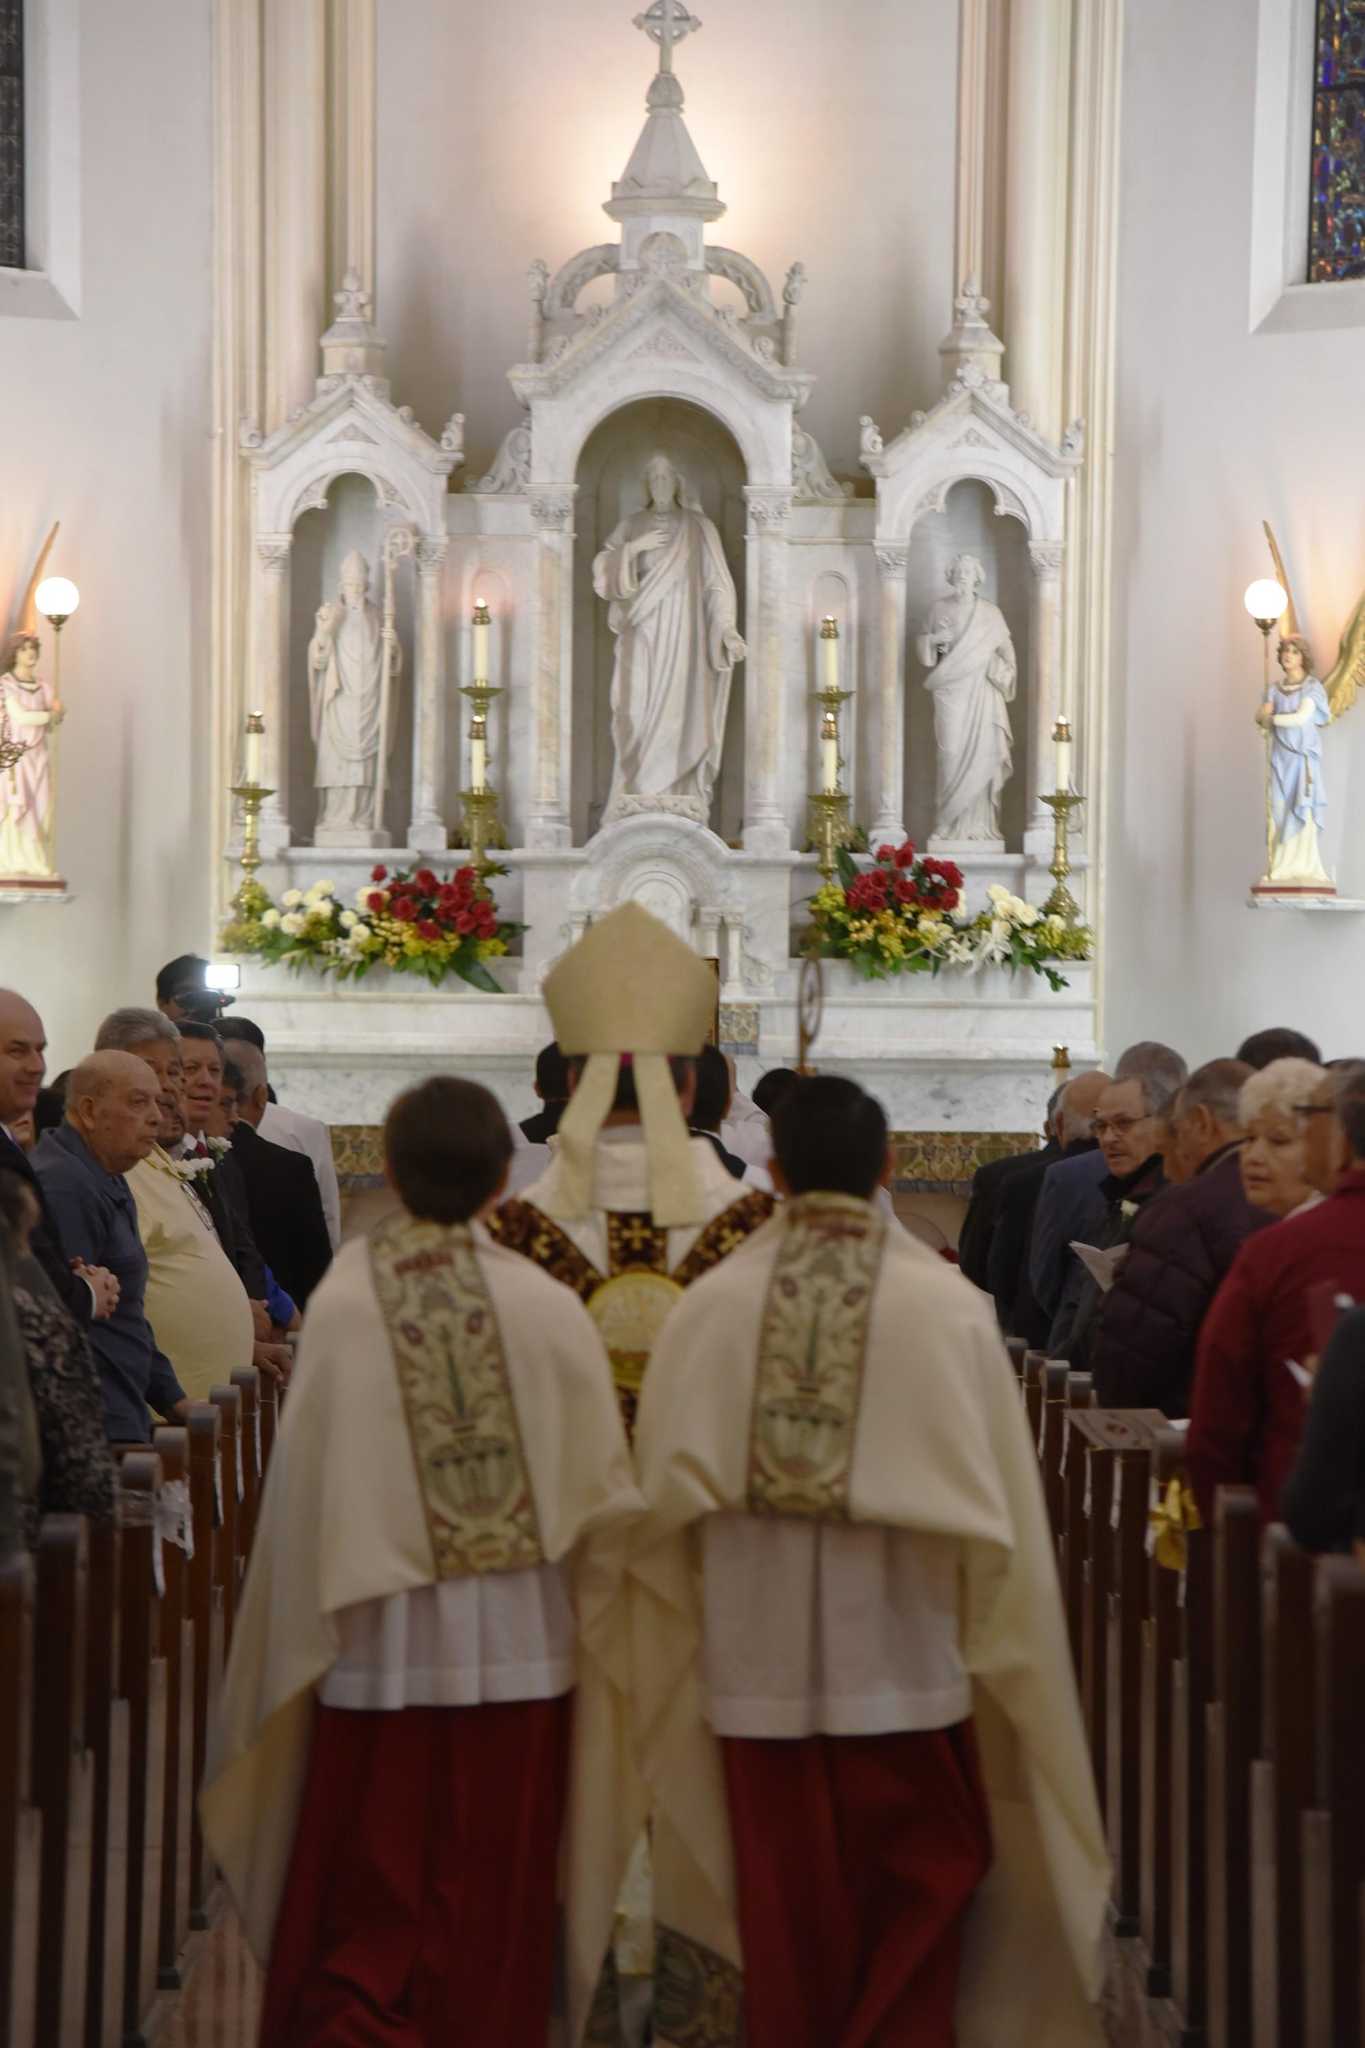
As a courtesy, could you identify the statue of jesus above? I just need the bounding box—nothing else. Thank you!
[593,453,746,823]
[916,553,1017,845]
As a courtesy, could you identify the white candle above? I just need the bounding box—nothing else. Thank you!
[1053,717,1072,793]
[472,600,490,683]
[819,615,839,694]
[244,715,263,786]
[470,734,487,793]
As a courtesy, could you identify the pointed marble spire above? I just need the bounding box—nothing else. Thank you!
[938,277,1008,401]
[606,0,723,269]
[319,267,388,388]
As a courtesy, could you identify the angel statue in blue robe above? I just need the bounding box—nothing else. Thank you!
[1256,635,1334,887]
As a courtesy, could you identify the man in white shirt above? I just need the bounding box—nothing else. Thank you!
[219,1017,342,1249]
[631,1075,1109,2048]
[204,1076,641,2048]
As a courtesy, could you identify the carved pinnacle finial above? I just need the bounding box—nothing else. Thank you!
[334,267,372,322]
[633,0,702,76]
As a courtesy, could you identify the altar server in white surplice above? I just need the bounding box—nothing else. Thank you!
[202,1076,642,2048]
[630,1075,1109,2048]
[593,453,746,821]
[917,552,1018,844]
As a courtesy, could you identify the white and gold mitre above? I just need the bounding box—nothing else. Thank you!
[541,901,715,1226]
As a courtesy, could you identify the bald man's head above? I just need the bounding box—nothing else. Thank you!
[66,1051,163,1175]
[1059,1069,1112,1147]
[0,988,47,1128]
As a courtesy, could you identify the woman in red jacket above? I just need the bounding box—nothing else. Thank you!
[1188,1060,1365,1522]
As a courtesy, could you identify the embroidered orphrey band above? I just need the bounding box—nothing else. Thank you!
[653,1925,746,2048]
[369,1213,544,1578]
[746,1194,886,1523]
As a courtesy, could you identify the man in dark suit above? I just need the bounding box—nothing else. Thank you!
[957,1088,1064,1291]
[224,1039,333,1308]
[519,1042,569,1146]
[989,1070,1109,1344]
[0,988,118,1325]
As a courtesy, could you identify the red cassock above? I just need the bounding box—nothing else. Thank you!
[720,1722,992,2048]
[260,1696,572,2048]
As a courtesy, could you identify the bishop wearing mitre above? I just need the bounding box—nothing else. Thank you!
[201,1077,642,2048]
[488,900,773,1434]
[631,1074,1110,2048]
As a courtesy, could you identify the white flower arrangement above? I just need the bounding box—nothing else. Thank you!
[279,911,305,937]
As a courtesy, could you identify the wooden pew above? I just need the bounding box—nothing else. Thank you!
[1140,1427,1186,2002]
[29,1516,93,2048]
[1171,1486,1215,2043]
[1004,1335,1028,1384]
[209,1385,242,1650]
[1022,1349,1047,1446]
[151,1426,194,1990]
[258,1365,279,1478]
[1039,1362,1071,1542]
[1205,1487,1261,2048]
[1062,1395,1091,1677]
[1110,1416,1158,1940]
[0,1552,39,2048]
[186,1404,222,1932]
[230,1366,261,1563]
[116,1453,167,2046]
[1251,1525,1316,2048]
[81,1496,128,2048]
[1302,1558,1365,2045]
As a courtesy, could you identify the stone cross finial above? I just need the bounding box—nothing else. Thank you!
[333,268,372,322]
[633,0,702,74]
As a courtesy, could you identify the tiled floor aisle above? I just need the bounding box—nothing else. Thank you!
[153,1909,262,2047]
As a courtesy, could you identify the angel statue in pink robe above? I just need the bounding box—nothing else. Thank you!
[916,553,1018,846]
[593,453,746,825]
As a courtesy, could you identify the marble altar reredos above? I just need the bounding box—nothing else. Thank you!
[228,0,1096,1132]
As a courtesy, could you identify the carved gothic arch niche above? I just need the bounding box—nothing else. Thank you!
[286,471,416,845]
[571,397,748,845]
[904,478,1033,851]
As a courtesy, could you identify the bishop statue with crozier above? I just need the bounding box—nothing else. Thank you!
[308,550,400,845]
[594,453,746,824]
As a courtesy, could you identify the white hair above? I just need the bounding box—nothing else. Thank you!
[1239,1057,1325,1127]
[95,1007,179,1053]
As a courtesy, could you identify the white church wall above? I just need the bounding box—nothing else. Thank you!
[374,0,959,486]
[0,0,213,1067]
[1107,0,1365,1066]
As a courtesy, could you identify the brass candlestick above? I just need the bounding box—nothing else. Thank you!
[807,620,855,878]
[1040,787,1085,924]
[230,713,273,916]
[460,602,507,873]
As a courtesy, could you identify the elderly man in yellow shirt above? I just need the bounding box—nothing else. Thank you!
[113,1008,258,1403]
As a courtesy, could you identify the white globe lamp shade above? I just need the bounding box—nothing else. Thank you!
[1243,578,1287,626]
[34,576,80,622]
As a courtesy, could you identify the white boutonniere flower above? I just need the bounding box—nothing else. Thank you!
[206,1136,231,1160]
[1120,1199,1139,1220]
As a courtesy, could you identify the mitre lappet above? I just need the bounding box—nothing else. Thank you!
[540,900,716,1228]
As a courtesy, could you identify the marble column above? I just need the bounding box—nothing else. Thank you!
[742,487,792,856]
[870,546,909,846]
[408,535,450,852]
[1003,0,1072,443]
[252,536,293,853]
[720,914,745,1000]
[325,0,377,304]
[526,490,576,850]
[264,0,327,431]
[1025,540,1064,861]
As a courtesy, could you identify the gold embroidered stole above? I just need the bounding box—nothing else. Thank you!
[368,1212,544,1577]
[747,1193,886,1522]
[489,1191,775,1432]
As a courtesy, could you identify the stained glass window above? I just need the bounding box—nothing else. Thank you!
[1311,0,1365,280]
[0,0,21,272]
